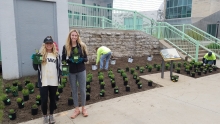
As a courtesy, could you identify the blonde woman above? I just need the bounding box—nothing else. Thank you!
[62,29,88,119]
[33,36,61,124]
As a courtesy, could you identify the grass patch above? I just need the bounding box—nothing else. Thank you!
[0,76,4,123]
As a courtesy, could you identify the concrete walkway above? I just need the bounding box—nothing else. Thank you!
[19,71,220,124]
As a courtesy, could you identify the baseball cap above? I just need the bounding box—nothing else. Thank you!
[208,52,212,56]
[44,36,53,43]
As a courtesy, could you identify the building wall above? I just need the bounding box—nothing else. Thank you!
[0,0,69,80]
[68,0,113,8]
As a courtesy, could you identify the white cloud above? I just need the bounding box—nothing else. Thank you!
[113,0,164,11]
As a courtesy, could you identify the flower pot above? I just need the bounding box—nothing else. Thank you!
[148,81,152,86]
[86,94,90,101]
[58,88,63,93]
[136,66,139,70]
[197,71,201,76]
[18,85,23,91]
[114,89,119,94]
[190,73,195,77]
[86,88,91,93]
[209,69,212,73]
[56,95,60,101]
[8,113,16,120]
[23,95,29,101]
[5,88,11,93]
[126,68,129,72]
[92,64,97,70]
[111,83,116,88]
[176,70,180,73]
[33,54,42,64]
[31,108,38,115]
[35,82,39,88]
[68,99,73,106]
[86,81,90,85]
[186,70,190,74]
[137,84,142,89]
[110,59,116,65]
[17,102,24,109]
[126,86,130,92]
[100,92,105,97]
[213,68,217,71]
[29,89,34,94]
[62,65,69,75]
[148,68,152,72]
[13,83,18,87]
[12,91,18,97]
[140,70,144,73]
[36,99,41,106]
[124,81,128,86]
[133,75,137,79]
[3,99,11,105]
[100,85,105,89]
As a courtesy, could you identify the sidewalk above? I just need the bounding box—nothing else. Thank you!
[19,72,220,124]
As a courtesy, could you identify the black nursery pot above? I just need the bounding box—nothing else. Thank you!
[126,68,129,72]
[114,89,119,94]
[36,99,41,106]
[35,82,39,88]
[3,99,11,105]
[126,86,130,92]
[197,71,201,75]
[23,95,29,101]
[148,81,152,86]
[124,81,128,86]
[136,80,140,84]
[186,70,190,74]
[177,70,180,73]
[18,85,23,91]
[17,102,24,109]
[148,68,152,72]
[68,99,73,106]
[138,84,142,89]
[191,73,195,77]
[86,81,90,85]
[58,88,63,93]
[100,92,105,97]
[86,94,90,101]
[9,113,16,120]
[25,81,30,86]
[213,68,217,71]
[56,95,60,101]
[13,83,18,87]
[99,80,103,84]
[100,85,105,89]
[111,83,116,88]
[86,88,91,93]
[31,108,38,115]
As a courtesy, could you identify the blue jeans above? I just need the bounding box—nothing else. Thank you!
[205,59,214,65]
[100,52,112,70]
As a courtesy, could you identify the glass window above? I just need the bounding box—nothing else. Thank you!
[167,1,170,8]
[93,3,96,11]
[182,6,187,15]
[68,10,72,18]
[187,0,192,5]
[183,0,187,5]
[174,0,178,7]
[170,0,174,7]
[82,13,86,20]
[74,12,80,20]
[82,0,85,4]
[178,0,183,6]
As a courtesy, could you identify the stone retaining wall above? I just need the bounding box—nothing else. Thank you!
[72,28,160,62]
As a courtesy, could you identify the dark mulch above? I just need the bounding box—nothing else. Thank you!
[2,55,219,123]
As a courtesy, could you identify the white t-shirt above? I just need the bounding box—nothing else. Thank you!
[41,53,58,86]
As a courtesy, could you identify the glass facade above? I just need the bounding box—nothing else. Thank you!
[207,24,219,37]
[166,0,192,19]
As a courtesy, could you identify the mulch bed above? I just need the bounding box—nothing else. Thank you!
[2,55,219,123]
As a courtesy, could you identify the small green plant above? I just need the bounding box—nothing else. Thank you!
[98,75,104,81]
[13,80,18,86]
[176,67,180,71]
[22,88,29,96]
[100,89,105,93]
[148,65,153,69]
[111,80,115,84]
[9,109,15,114]
[86,92,90,95]
[137,82,142,85]
[2,94,8,101]
[130,68,135,73]
[86,85,90,89]
[124,78,128,82]
[10,86,18,93]
[177,62,182,67]
[32,104,38,109]
[100,82,105,86]
[56,92,59,95]
[16,98,22,103]
[68,97,73,100]
[133,72,138,76]
[114,86,118,90]
[58,85,63,89]
[140,67,145,70]
[98,72,104,76]
[36,95,41,100]
[26,83,34,90]
[110,74,115,79]
[122,73,127,78]
[73,47,78,54]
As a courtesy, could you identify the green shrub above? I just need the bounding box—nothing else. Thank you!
[22,89,29,96]
[32,104,38,109]
[16,98,22,103]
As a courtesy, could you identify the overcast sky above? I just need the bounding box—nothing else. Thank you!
[113,0,164,11]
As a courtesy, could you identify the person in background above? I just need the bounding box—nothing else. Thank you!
[95,46,112,71]
[62,29,88,119]
[202,52,216,65]
[33,36,61,124]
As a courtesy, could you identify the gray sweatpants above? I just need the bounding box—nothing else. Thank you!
[69,70,86,107]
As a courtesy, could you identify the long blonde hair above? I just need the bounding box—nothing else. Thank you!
[65,29,88,57]
[39,43,58,65]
